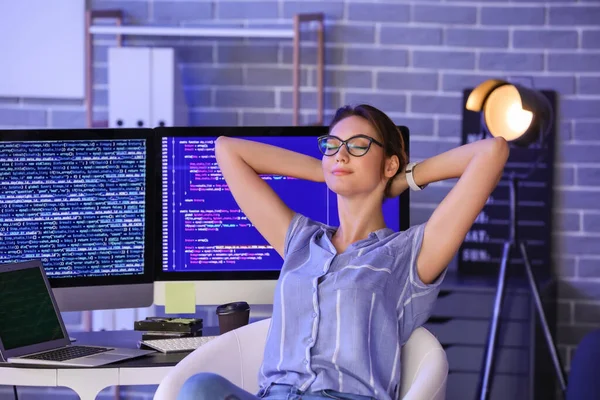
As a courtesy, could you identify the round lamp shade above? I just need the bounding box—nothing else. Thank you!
[483,85,533,142]
[466,79,554,147]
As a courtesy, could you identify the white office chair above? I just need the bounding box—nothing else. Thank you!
[153,318,448,400]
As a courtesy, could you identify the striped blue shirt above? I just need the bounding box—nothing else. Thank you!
[258,213,447,399]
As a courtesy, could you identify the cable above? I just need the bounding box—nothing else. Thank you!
[13,385,19,400]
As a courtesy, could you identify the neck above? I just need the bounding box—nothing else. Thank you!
[333,194,386,252]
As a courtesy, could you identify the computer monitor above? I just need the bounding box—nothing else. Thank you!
[0,129,156,311]
[153,126,410,306]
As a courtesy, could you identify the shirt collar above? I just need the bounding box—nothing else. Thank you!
[318,224,393,253]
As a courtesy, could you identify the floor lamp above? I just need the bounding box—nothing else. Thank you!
[465,80,568,400]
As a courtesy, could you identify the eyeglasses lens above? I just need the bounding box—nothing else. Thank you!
[347,136,371,156]
[319,137,340,155]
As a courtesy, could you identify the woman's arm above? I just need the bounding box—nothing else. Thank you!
[406,137,510,284]
[215,137,324,258]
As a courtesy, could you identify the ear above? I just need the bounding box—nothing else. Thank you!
[384,155,400,179]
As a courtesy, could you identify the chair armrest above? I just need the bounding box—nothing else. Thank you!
[154,318,271,400]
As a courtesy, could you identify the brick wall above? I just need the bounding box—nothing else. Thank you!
[1,0,599,398]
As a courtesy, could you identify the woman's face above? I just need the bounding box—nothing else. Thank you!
[321,116,390,198]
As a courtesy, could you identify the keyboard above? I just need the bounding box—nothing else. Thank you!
[141,336,218,354]
[22,345,112,362]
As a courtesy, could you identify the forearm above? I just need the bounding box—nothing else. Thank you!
[214,136,324,182]
[412,137,508,187]
[390,137,508,196]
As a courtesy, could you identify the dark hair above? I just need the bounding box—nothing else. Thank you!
[329,104,408,198]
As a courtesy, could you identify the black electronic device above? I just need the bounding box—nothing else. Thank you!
[152,125,410,307]
[141,331,200,341]
[134,317,203,334]
[0,128,157,312]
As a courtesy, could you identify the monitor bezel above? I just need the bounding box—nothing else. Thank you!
[0,128,156,288]
[154,125,410,282]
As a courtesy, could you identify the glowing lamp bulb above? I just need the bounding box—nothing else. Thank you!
[505,103,533,140]
[483,85,533,141]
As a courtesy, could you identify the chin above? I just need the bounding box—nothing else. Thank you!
[325,180,365,197]
[328,186,355,197]
[326,176,386,199]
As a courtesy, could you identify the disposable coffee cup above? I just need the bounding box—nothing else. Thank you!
[216,301,250,334]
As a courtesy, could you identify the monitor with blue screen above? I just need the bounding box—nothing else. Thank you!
[154,126,410,306]
[0,129,156,311]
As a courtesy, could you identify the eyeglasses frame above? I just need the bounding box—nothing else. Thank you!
[317,134,384,157]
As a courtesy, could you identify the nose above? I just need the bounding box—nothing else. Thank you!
[335,144,349,163]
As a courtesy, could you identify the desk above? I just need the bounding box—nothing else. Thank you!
[0,328,218,400]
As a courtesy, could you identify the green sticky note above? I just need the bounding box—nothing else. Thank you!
[165,282,196,314]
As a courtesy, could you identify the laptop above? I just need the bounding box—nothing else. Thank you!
[0,260,155,367]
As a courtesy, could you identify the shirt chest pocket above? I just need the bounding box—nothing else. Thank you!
[330,252,395,292]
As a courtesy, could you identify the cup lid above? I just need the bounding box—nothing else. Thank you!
[216,301,250,315]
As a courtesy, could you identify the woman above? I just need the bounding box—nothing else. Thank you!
[178,104,509,400]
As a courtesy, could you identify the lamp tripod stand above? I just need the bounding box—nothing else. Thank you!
[477,173,568,400]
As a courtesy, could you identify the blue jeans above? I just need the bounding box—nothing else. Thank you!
[177,373,375,400]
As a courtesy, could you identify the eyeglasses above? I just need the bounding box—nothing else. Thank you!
[317,134,384,157]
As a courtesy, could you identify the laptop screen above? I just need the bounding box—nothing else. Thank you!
[0,266,65,350]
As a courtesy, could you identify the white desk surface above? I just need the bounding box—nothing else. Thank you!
[0,329,215,400]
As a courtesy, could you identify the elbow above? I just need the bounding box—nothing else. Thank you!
[215,136,246,170]
[214,136,232,165]
[489,136,510,165]
[215,136,233,157]
[214,135,229,151]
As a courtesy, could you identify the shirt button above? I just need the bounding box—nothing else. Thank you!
[312,287,317,293]
[308,338,313,343]
[303,359,308,365]
[312,312,317,318]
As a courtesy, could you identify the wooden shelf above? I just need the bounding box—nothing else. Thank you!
[89,25,295,39]
[89,25,294,39]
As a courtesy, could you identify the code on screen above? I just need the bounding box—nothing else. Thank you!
[0,139,147,279]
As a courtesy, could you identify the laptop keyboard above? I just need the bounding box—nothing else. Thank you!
[22,345,113,362]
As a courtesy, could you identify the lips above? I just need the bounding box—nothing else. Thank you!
[331,168,352,176]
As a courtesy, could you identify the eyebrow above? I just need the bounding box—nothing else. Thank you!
[329,134,376,140]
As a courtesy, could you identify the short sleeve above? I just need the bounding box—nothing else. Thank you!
[397,222,447,343]
[408,223,447,291]
[283,212,320,258]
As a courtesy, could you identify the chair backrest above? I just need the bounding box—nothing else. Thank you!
[222,320,449,399]
[399,326,448,400]
[154,319,448,400]
[153,318,272,400]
